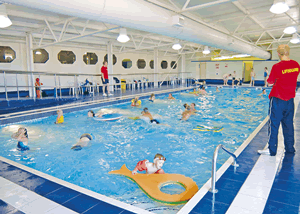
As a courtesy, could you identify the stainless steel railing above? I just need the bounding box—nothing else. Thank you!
[209,144,239,194]
[0,70,193,100]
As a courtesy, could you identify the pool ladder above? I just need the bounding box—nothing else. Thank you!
[209,144,239,193]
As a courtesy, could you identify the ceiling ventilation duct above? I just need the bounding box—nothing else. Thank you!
[4,0,271,59]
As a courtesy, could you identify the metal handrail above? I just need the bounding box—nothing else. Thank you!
[209,144,239,194]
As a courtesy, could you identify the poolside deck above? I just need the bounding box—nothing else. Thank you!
[0,85,299,214]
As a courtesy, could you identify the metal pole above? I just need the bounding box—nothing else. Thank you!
[54,74,57,99]
[74,75,76,97]
[91,76,94,97]
[59,76,62,98]
[3,72,8,101]
[31,72,35,101]
[76,75,79,98]
[16,73,19,100]
[39,75,42,99]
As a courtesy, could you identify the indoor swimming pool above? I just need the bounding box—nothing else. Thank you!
[0,87,270,214]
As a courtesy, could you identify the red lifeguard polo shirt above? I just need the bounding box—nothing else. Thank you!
[268,60,300,101]
[101,66,108,79]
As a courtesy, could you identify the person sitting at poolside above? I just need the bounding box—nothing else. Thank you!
[71,133,93,151]
[12,127,29,151]
[55,109,64,124]
[132,153,166,175]
[131,96,141,107]
[168,93,175,100]
[149,93,155,102]
[216,86,220,92]
[258,89,267,96]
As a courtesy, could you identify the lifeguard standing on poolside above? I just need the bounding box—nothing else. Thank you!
[258,44,300,156]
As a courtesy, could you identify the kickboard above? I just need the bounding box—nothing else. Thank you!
[193,125,223,132]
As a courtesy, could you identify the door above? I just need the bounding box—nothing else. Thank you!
[243,61,253,82]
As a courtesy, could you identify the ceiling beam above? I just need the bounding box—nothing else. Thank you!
[181,0,235,12]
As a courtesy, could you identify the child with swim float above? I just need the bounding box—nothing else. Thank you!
[12,127,29,151]
[55,109,64,124]
[132,153,166,175]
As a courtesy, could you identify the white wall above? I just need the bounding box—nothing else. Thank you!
[0,41,179,92]
[206,61,243,79]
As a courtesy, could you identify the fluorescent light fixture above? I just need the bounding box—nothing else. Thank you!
[0,4,12,28]
[269,0,289,14]
[284,26,296,34]
[290,33,300,44]
[203,46,210,54]
[35,51,42,55]
[215,56,232,60]
[117,28,130,43]
[172,43,182,50]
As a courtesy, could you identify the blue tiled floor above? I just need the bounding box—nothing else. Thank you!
[190,122,269,214]
[0,199,24,214]
[263,105,300,214]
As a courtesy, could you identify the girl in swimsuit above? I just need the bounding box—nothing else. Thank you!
[12,127,29,151]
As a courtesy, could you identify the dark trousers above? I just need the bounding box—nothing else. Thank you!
[268,97,295,156]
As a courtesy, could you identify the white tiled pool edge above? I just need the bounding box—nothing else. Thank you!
[226,97,300,214]
[177,115,270,214]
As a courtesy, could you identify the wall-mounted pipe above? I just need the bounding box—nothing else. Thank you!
[4,0,271,59]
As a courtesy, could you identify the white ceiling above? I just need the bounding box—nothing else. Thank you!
[0,0,299,59]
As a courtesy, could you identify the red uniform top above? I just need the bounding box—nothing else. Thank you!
[101,66,108,79]
[134,160,164,174]
[268,60,300,101]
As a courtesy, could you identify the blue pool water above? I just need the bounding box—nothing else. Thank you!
[0,87,270,213]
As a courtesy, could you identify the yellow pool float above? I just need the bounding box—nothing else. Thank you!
[109,164,199,205]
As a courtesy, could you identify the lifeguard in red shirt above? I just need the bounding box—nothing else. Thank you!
[132,154,166,175]
[258,44,300,156]
[101,61,113,96]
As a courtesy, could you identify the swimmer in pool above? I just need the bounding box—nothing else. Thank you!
[55,109,64,124]
[190,88,199,95]
[181,105,193,121]
[71,133,93,151]
[12,127,29,151]
[216,87,220,92]
[141,107,160,124]
[258,89,267,96]
[88,110,103,118]
[199,87,207,95]
[168,93,175,100]
[149,93,155,102]
[131,96,141,107]
[132,153,166,175]
[190,103,197,113]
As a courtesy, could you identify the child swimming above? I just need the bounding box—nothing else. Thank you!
[71,133,93,151]
[12,127,29,151]
[168,93,175,100]
[131,96,141,107]
[258,89,267,96]
[55,109,64,124]
[88,110,104,117]
[149,93,155,102]
[181,104,193,121]
[132,153,166,175]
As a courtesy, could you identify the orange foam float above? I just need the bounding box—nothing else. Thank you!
[109,164,199,205]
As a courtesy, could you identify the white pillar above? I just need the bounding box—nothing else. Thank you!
[181,53,186,84]
[107,42,113,92]
[154,47,158,87]
[26,33,35,98]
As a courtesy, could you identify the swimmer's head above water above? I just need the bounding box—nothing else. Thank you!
[88,110,95,117]
[154,153,166,169]
[142,107,149,114]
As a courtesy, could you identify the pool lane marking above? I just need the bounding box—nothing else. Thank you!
[177,115,270,214]
[226,98,300,214]
[0,87,192,121]
[0,156,153,214]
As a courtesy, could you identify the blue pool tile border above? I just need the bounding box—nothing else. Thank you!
[0,160,135,214]
[189,121,269,214]
[0,199,25,214]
